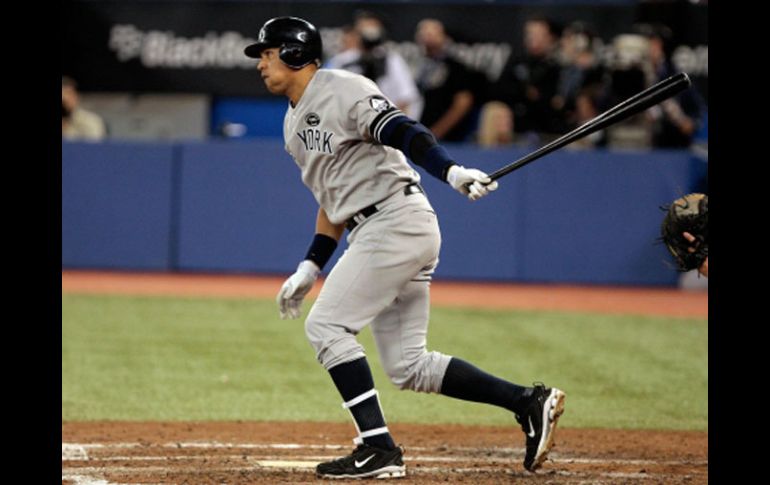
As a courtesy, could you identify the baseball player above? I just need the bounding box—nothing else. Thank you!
[244,16,565,479]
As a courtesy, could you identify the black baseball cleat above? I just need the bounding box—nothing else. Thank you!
[515,383,566,472]
[316,443,406,479]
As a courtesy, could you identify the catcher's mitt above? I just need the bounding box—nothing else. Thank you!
[660,193,708,272]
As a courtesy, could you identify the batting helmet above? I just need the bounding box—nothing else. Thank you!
[244,17,323,69]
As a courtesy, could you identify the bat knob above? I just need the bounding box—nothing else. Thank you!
[676,72,692,87]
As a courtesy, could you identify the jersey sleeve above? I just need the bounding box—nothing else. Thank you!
[343,75,404,142]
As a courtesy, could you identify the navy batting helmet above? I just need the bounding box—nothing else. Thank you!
[244,17,322,69]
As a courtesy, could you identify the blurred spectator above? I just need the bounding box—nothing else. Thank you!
[568,87,607,149]
[337,24,361,55]
[553,22,606,131]
[326,11,420,118]
[598,33,656,148]
[492,15,564,138]
[476,101,514,147]
[414,18,484,142]
[62,76,106,141]
[62,100,72,134]
[636,23,706,148]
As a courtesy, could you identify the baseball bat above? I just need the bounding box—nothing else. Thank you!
[485,72,692,182]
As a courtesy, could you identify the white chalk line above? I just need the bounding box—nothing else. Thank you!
[65,452,708,468]
[63,473,164,485]
[61,464,698,481]
[62,442,708,467]
[61,472,163,485]
[61,473,168,485]
[67,441,509,451]
[62,474,114,485]
[62,444,89,460]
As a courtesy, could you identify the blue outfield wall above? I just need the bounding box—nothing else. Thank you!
[62,142,177,270]
[175,140,319,273]
[62,140,706,286]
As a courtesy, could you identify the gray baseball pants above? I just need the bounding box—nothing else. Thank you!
[304,187,452,393]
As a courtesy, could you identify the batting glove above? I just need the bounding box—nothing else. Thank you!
[446,165,499,201]
[276,260,319,320]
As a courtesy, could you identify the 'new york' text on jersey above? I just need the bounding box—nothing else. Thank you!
[283,69,420,225]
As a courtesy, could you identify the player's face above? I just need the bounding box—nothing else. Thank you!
[257,48,293,95]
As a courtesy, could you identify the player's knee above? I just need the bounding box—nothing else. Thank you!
[304,315,324,351]
[381,359,410,390]
[304,315,365,369]
[304,310,339,347]
[383,349,449,393]
[379,347,414,390]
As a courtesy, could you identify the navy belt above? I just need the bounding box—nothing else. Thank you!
[346,183,424,231]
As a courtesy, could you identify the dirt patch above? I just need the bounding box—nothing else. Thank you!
[62,421,707,484]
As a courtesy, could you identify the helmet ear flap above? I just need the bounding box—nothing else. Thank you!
[279,43,314,69]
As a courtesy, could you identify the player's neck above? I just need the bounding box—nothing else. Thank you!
[287,66,319,107]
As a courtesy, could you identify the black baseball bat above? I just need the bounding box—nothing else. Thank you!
[485,72,692,182]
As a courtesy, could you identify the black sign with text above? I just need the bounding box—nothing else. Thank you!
[62,1,707,99]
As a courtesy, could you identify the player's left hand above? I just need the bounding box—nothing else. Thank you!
[683,231,708,277]
[446,165,499,201]
[276,260,320,319]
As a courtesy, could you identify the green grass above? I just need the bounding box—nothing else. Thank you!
[62,294,707,430]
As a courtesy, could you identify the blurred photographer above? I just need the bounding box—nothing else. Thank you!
[598,33,656,148]
[553,21,606,142]
[636,23,706,148]
[326,11,420,118]
[491,15,564,139]
[414,18,486,142]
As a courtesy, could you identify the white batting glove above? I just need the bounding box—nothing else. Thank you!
[276,260,320,320]
[446,165,499,201]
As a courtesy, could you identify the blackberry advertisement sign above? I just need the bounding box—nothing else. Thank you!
[62,1,707,99]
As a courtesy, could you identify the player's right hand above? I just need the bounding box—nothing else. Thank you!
[446,165,499,201]
[276,260,320,319]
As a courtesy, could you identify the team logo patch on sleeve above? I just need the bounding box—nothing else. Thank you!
[369,96,391,112]
[305,113,321,126]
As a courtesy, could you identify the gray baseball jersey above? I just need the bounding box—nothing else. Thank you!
[283,69,420,224]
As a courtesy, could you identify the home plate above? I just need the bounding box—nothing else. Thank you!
[255,460,318,469]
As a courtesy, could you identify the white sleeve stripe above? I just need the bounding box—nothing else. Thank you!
[368,107,397,137]
[371,110,393,141]
[376,110,403,138]
[373,110,404,142]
